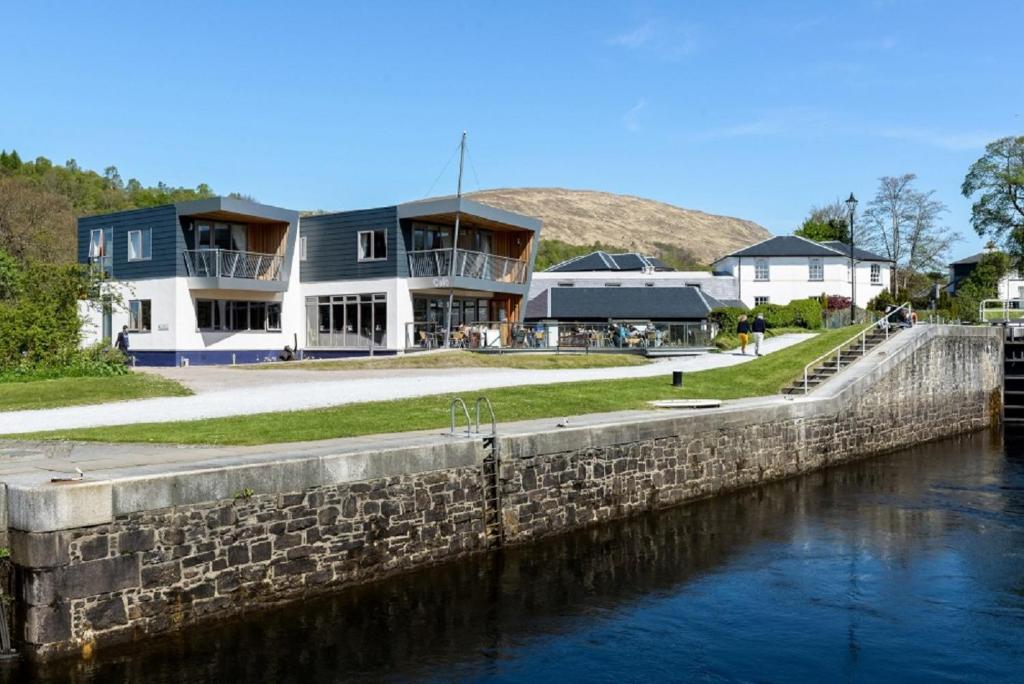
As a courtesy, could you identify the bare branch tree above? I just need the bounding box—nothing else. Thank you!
[860,174,957,297]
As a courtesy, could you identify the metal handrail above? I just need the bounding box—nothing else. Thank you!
[979,298,1022,322]
[182,248,284,281]
[799,302,912,394]
[449,397,473,436]
[407,248,528,284]
[475,396,497,436]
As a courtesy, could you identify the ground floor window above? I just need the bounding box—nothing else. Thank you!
[305,293,386,347]
[128,299,151,332]
[413,296,500,326]
[754,296,770,306]
[196,299,282,332]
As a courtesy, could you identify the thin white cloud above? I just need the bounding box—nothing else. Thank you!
[875,127,998,151]
[851,35,897,51]
[623,98,648,132]
[607,21,698,60]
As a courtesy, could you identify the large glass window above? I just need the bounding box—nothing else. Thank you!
[754,259,770,281]
[808,257,823,281]
[195,299,281,332]
[871,263,881,285]
[358,229,387,261]
[412,223,452,251]
[128,228,152,261]
[193,221,245,251]
[305,293,387,347]
[128,299,151,332]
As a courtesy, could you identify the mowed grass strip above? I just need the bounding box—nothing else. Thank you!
[0,373,191,412]
[15,328,857,446]
[245,351,650,371]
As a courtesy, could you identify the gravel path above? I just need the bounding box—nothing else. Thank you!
[0,335,811,434]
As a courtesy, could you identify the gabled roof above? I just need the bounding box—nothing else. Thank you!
[528,286,715,320]
[547,251,674,272]
[950,251,994,266]
[720,235,844,259]
[820,241,892,262]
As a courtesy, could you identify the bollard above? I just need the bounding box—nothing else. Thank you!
[672,370,683,387]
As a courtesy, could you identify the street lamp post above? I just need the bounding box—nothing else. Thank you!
[846,192,858,323]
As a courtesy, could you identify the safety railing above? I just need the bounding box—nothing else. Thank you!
[407,248,528,284]
[798,302,912,394]
[405,320,715,351]
[183,249,284,281]
[979,298,1024,323]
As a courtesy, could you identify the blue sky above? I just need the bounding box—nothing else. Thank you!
[3,0,1021,260]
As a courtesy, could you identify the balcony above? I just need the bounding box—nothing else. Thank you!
[407,248,528,285]
[183,249,285,288]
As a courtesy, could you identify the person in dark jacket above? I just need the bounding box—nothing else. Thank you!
[736,315,751,355]
[115,325,130,355]
[751,314,767,356]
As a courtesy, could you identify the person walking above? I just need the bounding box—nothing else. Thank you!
[115,325,130,355]
[752,313,767,356]
[736,315,751,355]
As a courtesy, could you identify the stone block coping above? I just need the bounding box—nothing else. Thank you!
[0,325,1000,533]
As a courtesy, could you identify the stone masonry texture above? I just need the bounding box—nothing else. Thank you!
[10,328,1003,660]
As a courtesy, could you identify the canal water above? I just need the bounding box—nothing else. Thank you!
[11,430,1024,683]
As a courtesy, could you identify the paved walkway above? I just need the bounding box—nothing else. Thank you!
[0,335,811,435]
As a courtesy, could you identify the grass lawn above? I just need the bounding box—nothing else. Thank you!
[246,351,650,371]
[12,327,859,446]
[0,373,191,412]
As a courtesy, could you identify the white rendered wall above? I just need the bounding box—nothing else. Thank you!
[716,256,890,309]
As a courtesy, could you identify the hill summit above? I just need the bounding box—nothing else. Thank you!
[466,187,771,266]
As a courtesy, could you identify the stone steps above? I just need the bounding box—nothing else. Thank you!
[782,327,902,395]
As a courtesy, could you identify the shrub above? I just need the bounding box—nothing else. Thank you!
[866,289,896,312]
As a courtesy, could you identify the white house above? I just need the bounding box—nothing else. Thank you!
[711,236,892,310]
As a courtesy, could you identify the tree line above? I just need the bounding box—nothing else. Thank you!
[0,149,220,264]
[793,135,1024,317]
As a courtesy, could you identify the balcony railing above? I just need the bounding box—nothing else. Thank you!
[407,248,528,285]
[183,249,284,281]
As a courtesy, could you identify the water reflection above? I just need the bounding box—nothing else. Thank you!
[14,429,1024,683]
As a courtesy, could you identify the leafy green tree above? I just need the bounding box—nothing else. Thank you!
[953,251,1009,322]
[962,135,1024,263]
[794,200,850,243]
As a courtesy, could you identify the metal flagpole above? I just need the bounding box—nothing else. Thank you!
[443,131,467,348]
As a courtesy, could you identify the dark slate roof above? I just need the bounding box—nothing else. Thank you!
[820,241,892,262]
[950,251,988,266]
[722,235,844,259]
[531,287,715,320]
[717,299,748,309]
[547,251,675,272]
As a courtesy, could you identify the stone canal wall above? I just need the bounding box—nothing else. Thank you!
[7,325,1002,660]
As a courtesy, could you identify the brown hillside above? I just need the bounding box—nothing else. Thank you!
[466,188,771,264]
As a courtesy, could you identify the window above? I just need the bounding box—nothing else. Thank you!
[128,300,151,332]
[754,259,769,281]
[754,296,770,306]
[358,229,387,261]
[808,258,823,281]
[88,227,113,277]
[196,300,282,332]
[127,228,152,261]
[870,263,881,285]
[306,293,387,347]
[300,236,308,261]
[556,281,575,287]
[88,229,105,257]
